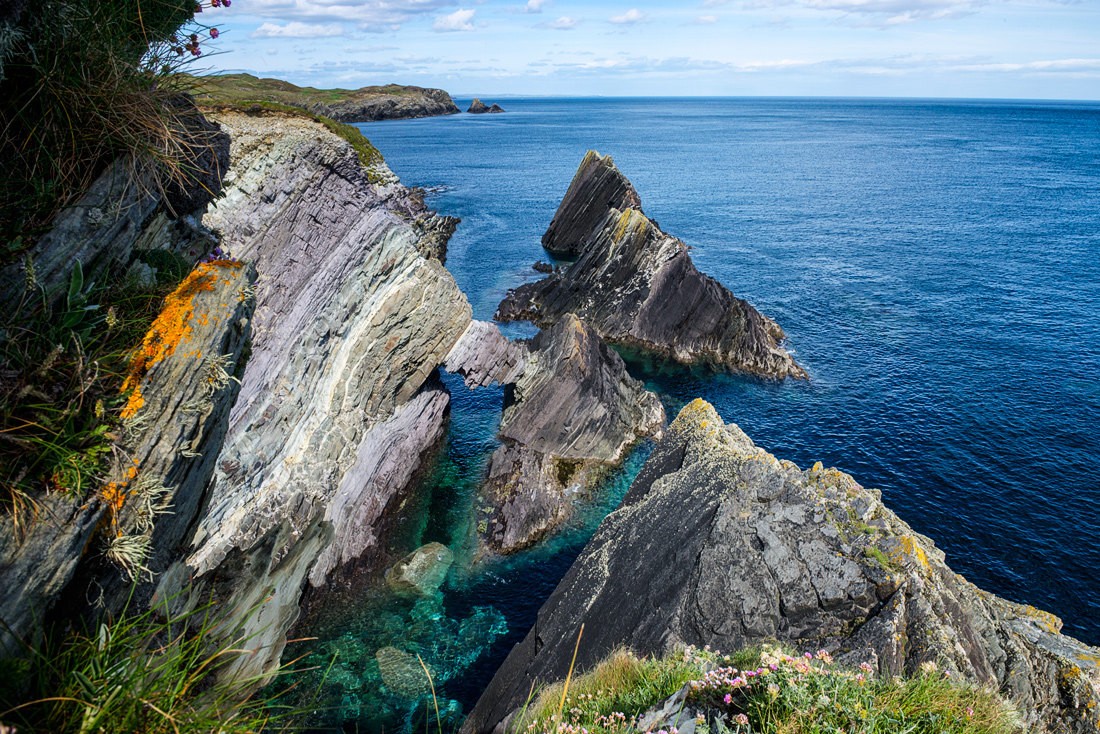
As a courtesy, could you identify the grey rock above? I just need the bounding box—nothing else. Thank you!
[1,260,255,652]
[162,110,471,681]
[445,320,528,389]
[541,150,641,258]
[385,542,455,596]
[464,399,1100,734]
[481,314,665,553]
[467,99,505,114]
[497,152,805,379]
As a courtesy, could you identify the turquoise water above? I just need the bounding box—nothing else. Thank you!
[296,98,1100,731]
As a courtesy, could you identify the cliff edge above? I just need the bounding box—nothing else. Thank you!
[465,400,1100,733]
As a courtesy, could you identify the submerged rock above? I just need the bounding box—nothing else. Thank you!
[481,314,665,553]
[497,152,805,379]
[465,399,1100,733]
[385,542,454,596]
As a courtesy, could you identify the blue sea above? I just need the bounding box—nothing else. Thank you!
[293,98,1100,731]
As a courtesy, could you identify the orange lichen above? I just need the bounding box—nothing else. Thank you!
[100,480,129,534]
[118,261,240,419]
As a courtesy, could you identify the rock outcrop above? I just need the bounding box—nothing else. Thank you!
[480,314,665,553]
[467,99,505,114]
[149,110,473,680]
[444,320,527,389]
[465,400,1100,734]
[497,152,805,379]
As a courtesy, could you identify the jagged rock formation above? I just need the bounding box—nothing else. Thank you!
[541,150,641,257]
[497,152,805,379]
[145,110,473,680]
[196,74,461,122]
[0,123,238,651]
[465,400,1100,734]
[467,99,505,114]
[480,314,665,553]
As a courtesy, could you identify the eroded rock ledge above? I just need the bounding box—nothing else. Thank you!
[465,400,1100,734]
[497,152,805,379]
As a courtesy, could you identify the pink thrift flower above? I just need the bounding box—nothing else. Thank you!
[210,27,219,38]
[723,693,732,704]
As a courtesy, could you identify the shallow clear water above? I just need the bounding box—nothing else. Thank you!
[295,98,1100,731]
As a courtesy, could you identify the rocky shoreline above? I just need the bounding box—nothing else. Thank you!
[1,100,1097,734]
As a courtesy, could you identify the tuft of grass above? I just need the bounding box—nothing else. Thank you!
[513,646,700,733]
[0,0,230,256]
[0,593,305,733]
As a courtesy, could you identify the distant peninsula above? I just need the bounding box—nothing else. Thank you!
[192,72,460,122]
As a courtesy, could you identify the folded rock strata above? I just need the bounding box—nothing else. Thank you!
[465,399,1100,734]
[497,152,805,379]
[154,110,472,679]
[444,320,528,389]
[480,314,665,554]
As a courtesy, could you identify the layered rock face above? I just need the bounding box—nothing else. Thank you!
[497,152,805,379]
[153,110,472,679]
[466,400,1100,734]
[481,314,665,553]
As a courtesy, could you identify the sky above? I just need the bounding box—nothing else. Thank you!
[196,0,1100,99]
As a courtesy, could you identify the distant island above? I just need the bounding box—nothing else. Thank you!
[468,98,505,114]
[192,72,460,122]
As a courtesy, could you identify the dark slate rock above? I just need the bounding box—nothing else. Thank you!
[468,98,489,113]
[499,201,806,378]
[480,314,664,553]
[541,150,641,257]
[463,400,1100,734]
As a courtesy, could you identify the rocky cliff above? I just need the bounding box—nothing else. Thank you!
[149,110,473,679]
[497,152,806,379]
[465,400,1100,733]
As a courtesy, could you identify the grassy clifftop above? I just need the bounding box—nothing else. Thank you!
[192,73,460,122]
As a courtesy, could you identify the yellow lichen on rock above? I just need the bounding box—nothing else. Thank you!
[119,260,243,419]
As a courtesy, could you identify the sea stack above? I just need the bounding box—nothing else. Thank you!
[497,151,806,379]
[468,98,505,114]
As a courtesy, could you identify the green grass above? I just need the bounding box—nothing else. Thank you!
[0,593,305,733]
[511,646,1022,734]
[190,72,430,110]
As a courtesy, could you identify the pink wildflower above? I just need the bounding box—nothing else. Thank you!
[210,27,219,38]
[734,714,749,726]
[723,693,732,704]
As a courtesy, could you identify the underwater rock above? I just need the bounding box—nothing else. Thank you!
[497,151,805,379]
[376,646,429,698]
[481,313,665,553]
[465,399,1100,733]
[385,542,454,596]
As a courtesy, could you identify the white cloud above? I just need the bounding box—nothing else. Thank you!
[544,15,578,29]
[609,8,646,24]
[696,14,720,22]
[433,8,476,31]
[740,0,989,24]
[238,0,458,26]
[252,21,345,38]
[525,0,547,12]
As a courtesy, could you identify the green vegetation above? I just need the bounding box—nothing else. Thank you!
[0,594,303,733]
[0,257,189,534]
[512,645,1022,734]
[0,0,231,255]
[191,72,428,110]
